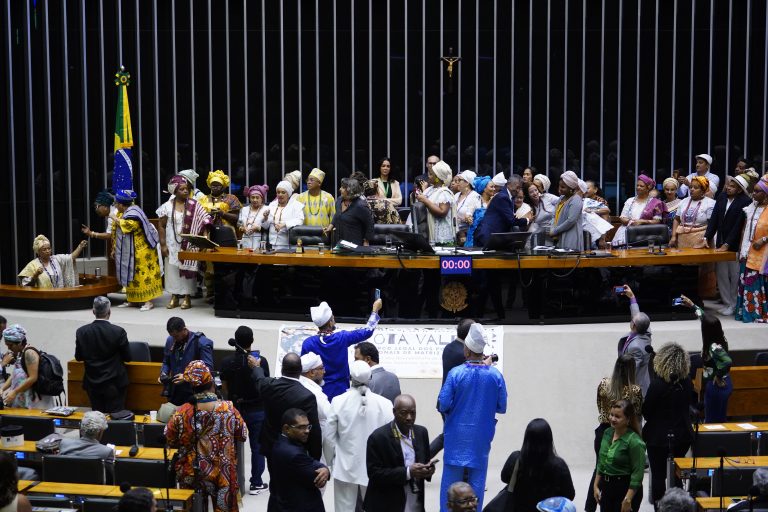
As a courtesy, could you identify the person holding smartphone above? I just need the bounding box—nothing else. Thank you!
[218,325,271,495]
[365,394,436,512]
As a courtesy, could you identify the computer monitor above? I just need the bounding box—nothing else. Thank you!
[81,498,122,512]
[42,455,106,485]
[483,232,532,252]
[694,432,752,457]
[390,231,435,253]
[710,467,758,496]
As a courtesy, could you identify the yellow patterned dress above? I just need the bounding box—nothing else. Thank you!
[113,215,164,302]
[296,190,336,227]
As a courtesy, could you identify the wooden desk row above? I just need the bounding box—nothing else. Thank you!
[1,440,174,461]
[675,455,768,471]
[180,246,736,269]
[700,422,768,433]
[696,497,747,511]
[18,480,194,510]
[695,367,768,417]
[67,360,166,412]
[0,407,151,425]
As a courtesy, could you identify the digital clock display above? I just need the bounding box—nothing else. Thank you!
[439,255,473,275]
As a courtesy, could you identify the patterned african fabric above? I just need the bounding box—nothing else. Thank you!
[113,208,163,303]
[198,193,242,226]
[165,400,248,512]
[366,197,401,225]
[736,261,768,323]
[297,190,336,227]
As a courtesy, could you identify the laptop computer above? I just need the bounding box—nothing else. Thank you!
[391,231,435,254]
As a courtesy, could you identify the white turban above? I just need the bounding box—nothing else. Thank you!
[533,174,551,192]
[276,180,294,198]
[695,153,713,165]
[350,360,372,386]
[178,169,199,187]
[310,301,333,327]
[432,161,453,186]
[301,352,323,373]
[492,172,507,187]
[284,170,302,190]
[560,171,579,190]
[577,179,588,194]
[465,323,487,354]
[458,170,477,187]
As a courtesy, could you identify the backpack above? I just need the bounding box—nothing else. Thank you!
[21,346,65,397]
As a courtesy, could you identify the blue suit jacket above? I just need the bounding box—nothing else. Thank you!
[267,436,327,512]
[474,188,528,248]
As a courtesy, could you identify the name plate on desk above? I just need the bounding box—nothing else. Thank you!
[440,256,472,275]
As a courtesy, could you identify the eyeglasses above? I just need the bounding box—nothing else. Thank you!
[289,423,312,431]
[448,496,478,505]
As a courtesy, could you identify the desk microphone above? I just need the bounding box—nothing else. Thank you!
[128,444,139,457]
[119,481,132,493]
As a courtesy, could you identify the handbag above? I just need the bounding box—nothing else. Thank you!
[483,457,520,512]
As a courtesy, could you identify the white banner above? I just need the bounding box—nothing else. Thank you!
[276,324,504,378]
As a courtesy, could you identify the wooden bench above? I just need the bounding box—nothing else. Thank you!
[68,360,165,413]
[695,366,768,417]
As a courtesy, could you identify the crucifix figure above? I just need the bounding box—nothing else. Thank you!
[441,47,461,94]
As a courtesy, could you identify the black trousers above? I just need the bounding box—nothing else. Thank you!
[585,423,610,512]
[647,442,690,506]
[86,383,127,413]
[598,475,643,512]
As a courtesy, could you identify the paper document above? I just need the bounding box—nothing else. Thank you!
[736,423,758,430]
[703,424,726,430]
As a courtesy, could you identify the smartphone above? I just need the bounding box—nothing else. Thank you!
[250,350,260,359]
[429,458,440,467]
[374,288,381,300]
[614,286,625,294]
[672,297,683,306]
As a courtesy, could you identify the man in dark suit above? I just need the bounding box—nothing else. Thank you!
[354,341,401,403]
[704,174,751,316]
[365,394,435,512]
[473,174,529,248]
[74,297,131,413]
[251,352,322,461]
[267,408,330,512]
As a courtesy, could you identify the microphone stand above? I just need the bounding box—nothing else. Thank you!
[665,431,675,491]
[718,448,726,512]
[160,437,172,512]
[689,403,703,499]
[190,398,204,512]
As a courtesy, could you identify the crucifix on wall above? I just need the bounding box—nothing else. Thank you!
[441,47,461,94]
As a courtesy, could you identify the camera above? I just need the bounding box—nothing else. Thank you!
[490,354,499,363]
[159,374,173,397]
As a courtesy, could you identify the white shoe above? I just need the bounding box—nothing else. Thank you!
[718,306,734,316]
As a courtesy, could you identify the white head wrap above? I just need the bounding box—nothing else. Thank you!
[301,352,323,373]
[492,172,507,187]
[284,170,302,191]
[533,174,551,192]
[464,323,487,354]
[458,170,477,188]
[432,161,453,186]
[695,153,713,165]
[276,180,295,198]
[560,171,580,190]
[178,169,199,187]
[350,360,372,386]
[577,179,588,194]
[310,301,333,327]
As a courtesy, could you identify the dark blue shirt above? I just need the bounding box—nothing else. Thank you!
[160,331,214,405]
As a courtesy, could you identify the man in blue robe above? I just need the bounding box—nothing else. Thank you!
[301,298,382,401]
[438,323,507,511]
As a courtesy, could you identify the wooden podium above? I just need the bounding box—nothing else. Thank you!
[67,360,165,412]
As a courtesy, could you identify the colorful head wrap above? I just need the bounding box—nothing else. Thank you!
[690,175,710,193]
[363,179,379,197]
[178,169,199,187]
[431,161,453,186]
[2,324,27,343]
[662,177,679,191]
[283,170,302,191]
[474,176,491,194]
[276,180,294,197]
[167,175,187,195]
[560,171,579,190]
[32,234,50,255]
[183,360,213,388]
[94,190,114,207]
[308,168,325,183]
[115,189,137,205]
[244,184,269,201]
[637,174,656,190]
[206,170,230,188]
[756,177,768,194]
[533,174,551,192]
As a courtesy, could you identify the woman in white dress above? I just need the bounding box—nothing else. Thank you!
[612,175,668,247]
[415,160,457,245]
[156,176,212,309]
[670,176,716,248]
[18,235,86,288]
[454,170,482,244]
[265,180,305,248]
[237,184,270,249]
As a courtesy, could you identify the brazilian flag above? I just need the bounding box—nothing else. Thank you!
[113,68,134,192]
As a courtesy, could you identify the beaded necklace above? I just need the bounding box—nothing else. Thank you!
[38,257,60,287]
[171,199,185,244]
[194,391,219,404]
[681,198,703,226]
